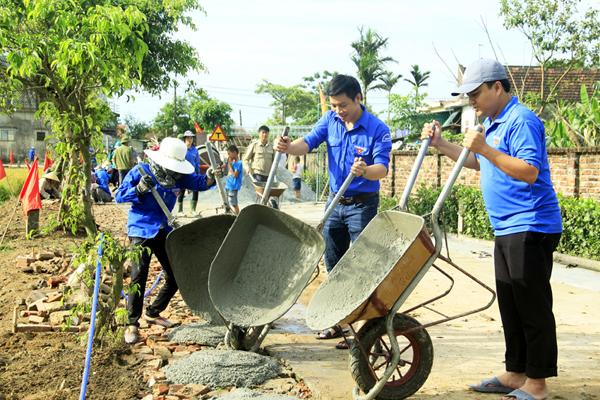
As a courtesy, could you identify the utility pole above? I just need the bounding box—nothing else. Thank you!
[172,79,178,137]
[239,109,243,126]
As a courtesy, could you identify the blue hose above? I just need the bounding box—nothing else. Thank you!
[121,270,164,301]
[79,233,104,400]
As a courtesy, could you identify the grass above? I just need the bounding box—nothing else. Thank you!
[0,166,42,202]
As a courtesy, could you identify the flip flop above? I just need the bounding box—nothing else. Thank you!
[316,326,344,340]
[503,389,545,400]
[468,377,513,394]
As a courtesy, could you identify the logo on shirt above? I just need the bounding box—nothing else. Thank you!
[493,135,500,146]
[354,146,365,155]
[382,133,392,142]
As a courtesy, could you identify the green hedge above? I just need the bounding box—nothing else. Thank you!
[381,185,600,261]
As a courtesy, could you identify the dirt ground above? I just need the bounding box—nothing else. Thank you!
[0,198,599,399]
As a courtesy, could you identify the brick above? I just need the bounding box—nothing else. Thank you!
[28,315,46,324]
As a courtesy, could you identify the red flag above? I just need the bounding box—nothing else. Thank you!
[43,152,53,172]
[9,150,14,165]
[19,157,42,215]
[24,158,30,169]
[194,121,203,134]
[0,159,6,181]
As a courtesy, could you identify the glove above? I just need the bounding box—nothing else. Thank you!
[136,174,155,195]
[206,166,223,180]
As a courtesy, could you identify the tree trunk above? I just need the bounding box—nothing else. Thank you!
[79,141,97,237]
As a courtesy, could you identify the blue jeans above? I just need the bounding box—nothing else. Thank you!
[323,194,379,273]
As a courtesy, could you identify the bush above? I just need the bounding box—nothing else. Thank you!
[455,186,494,240]
[408,185,459,233]
[557,195,600,260]
[302,169,328,195]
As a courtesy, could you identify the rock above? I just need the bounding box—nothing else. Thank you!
[49,311,72,326]
[152,383,169,396]
[14,298,25,306]
[47,276,67,289]
[146,358,163,370]
[30,261,46,273]
[45,292,63,303]
[35,300,63,313]
[141,395,153,400]
[153,345,171,361]
[28,315,46,324]
[15,256,34,269]
[26,291,47,310]
[36,252,55,261]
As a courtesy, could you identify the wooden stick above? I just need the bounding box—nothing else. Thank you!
[0,198,20,247]
[14,324,85,333]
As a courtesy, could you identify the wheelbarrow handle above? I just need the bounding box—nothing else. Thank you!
[260,126,289,206]
[205,141,231,213]
[317,172,355,232]
[398,137,431,211]
[136,166,180,229]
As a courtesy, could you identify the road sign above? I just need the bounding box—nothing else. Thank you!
[209,125,227,142]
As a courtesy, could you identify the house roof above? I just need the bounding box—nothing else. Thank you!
[506,65,600,102]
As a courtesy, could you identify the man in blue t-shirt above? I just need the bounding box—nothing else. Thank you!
[92,165,112,203]
[225,144,243,214]
[275,74,392,347]
[422,59,562,400]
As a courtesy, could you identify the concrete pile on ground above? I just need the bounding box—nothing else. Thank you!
[215,388,301,399]
[167,323,227,347]
[164,350,282,388]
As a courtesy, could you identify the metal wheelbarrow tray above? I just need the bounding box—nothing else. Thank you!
[208,204,325,328]
[252,181,288,198]
[305,211,434,330]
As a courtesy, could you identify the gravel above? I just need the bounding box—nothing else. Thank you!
[214,388,300,399]
[167,323,227,347]
[163,350,282,388]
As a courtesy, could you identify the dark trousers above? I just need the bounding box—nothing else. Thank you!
[128,229,178,326]
[177,189,198,203]
[322,194,379,272]
[118,169,131,186]
[494,231,561,378]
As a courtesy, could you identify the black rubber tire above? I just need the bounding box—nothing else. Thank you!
[350,314,433,400]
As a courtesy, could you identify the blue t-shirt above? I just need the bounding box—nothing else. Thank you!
[115,163,211,238]
[303,106,392,196]
[477,96,562,236]
[94,169,111,195]
[225,160,243,191]
[185,147,201,174]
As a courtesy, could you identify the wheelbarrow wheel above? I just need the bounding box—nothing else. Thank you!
[349,314,433,400]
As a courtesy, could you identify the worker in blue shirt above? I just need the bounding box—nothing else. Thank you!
[176,130,202,215]
[115,137,218,344]
[28,146,36,162]
[92,165,112,203]
[422,59,562,400]
[275,74,392,347]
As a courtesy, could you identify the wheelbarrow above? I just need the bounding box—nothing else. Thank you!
[305,144,496,400]
[208,133,356,351]
[251,179,288,208]
[165,141,236,324]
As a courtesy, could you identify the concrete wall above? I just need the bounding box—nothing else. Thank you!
[0,110,49,163]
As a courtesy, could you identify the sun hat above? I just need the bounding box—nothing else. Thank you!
[451,58,508,96]
[43,171,60,182]
[144,137,194,174]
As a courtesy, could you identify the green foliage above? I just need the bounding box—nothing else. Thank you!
[256,80,316,125]
[388,91,433,135]
[302,169,328,197]
[557,195,600,260]
[123,115,151,140]
[500,0,599,113]
[378,195,398,213]
[403,65,430,98]
[546,83,600,148]
[409,185,459,233]
[350,27,395,107]
[455,186,494,240]
[70,232,144,343]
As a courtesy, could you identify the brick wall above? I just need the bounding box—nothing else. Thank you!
[381,147,600,201]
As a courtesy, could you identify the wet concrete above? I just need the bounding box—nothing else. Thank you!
[163,350,282,388]
[216,389,300,399]
[167,323,227,347]
[306,211,422,330]
[209,205,325,327]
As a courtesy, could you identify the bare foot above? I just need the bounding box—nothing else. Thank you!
[502,378,548,400]
[496,371,527,389]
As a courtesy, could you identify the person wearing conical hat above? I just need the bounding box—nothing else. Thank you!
[115,137,221,344]
[39,170,61,200]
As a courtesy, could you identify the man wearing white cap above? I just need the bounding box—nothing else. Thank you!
[115,137,219,344]
[421,59,562,400]
[176,130,202,215]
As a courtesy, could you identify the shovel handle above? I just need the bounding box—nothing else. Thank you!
[205,141,231,213]
[260,126,289,206]
[317,172,355,231]
[137,166,179,228]
[398,137,431,211]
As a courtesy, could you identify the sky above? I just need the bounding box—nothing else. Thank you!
[113,0,538,129]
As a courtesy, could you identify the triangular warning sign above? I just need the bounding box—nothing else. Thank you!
[209,125,227,142]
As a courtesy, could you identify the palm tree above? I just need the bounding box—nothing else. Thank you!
[350,27,395,107]
[404,64,431,98]
[379,70,403,124]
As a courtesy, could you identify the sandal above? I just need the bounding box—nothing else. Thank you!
[469,376,513,394]
[316,325,344,340]
[503,389,546,400]
[144,314,177,328]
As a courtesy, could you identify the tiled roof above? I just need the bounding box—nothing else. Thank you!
[507,65,600,102]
